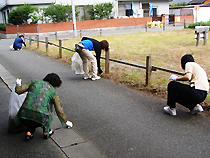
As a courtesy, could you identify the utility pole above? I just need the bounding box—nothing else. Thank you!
[71,0,77,37]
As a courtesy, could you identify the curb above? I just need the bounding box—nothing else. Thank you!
[0,63,103,158]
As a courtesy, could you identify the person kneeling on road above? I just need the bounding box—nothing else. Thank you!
[13,35,26,50]
[75,39,101,81]
[164,54,209,116]
[14,73,73,141]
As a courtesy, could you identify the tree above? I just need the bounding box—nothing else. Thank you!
[8,4,38,25]
[43,4,79,23]
[88,2,113,20]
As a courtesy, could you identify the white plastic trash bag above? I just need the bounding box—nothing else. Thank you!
[9,85,27,119]
[8,85,27,132]
[71,52,84,75]
[10,44,14,50]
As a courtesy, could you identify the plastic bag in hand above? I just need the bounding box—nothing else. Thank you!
[66,121,73,128]
[8,85,27,119]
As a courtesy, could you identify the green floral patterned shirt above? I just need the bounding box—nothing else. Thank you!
[14,80,67,134]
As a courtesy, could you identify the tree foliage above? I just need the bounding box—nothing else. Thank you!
[43,4,79,23]
[169,2,187,7]
[8,4,38,25]
[88,2,113,20]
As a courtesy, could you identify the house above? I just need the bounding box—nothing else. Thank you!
[170,3,210,22]
[0,0,170,24]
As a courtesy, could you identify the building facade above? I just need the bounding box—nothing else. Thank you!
[0,0,170,24]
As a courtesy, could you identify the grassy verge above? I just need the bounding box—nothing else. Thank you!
[27,29,210,107]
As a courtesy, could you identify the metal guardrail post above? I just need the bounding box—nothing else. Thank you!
[45,37,48,52]
[55,32,57,40]
[100,29,102,36]
[146,55,152,87]
[80,29,82,38]
[29,36,31,46]
[59,39,62,58]
[36,35,39,48]
[105,50,110,74]
[145,24,147,32]
[17,25,19,37]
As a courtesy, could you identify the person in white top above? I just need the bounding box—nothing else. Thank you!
[164,54,209,116]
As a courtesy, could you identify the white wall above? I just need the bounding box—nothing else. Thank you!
[151,1,169,15]
[193,7,210,22]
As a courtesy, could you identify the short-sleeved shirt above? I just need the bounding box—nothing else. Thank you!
[80,40,94,51]
[14,80,67,134]
[185,62,209,92]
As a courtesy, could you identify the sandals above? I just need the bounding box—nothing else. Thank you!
[43,130,54,139]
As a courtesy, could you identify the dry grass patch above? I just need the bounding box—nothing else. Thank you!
[27,29,210,106]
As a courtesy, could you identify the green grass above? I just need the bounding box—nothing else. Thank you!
[27,29,210,104]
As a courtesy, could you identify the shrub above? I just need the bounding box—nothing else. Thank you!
[0,23,6,31]
[188,20,210,29]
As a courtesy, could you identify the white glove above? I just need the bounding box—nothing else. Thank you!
[168,74,178,81]
[16,78,22,85]
[66,121,73,128]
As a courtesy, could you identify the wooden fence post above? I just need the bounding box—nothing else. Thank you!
[36,35,39,48]
[184,19,186,28]
[45,37,48,52]
[204,31,207,45]
[196,32,200,46]
[59,39,62,58]
[105,50,110,74]
[29,36,31,46]
[163,23,165,31]
[146,55,152,87]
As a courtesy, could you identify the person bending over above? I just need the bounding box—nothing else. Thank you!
[81,37,109,75]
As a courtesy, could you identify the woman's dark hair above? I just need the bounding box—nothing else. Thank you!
[181,54,195,70]
[43,73,62,87]
[100,40,109,51]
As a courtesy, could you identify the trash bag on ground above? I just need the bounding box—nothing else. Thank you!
[71,52,84,75]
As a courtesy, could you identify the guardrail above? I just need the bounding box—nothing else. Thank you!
[25,35,210,86]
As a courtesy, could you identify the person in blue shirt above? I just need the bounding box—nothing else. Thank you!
[75,39,101,81]
[81,37,109,75]
[13,35,26,50]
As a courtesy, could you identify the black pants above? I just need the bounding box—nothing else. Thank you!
[167,81,207,110]
[19,118,44,134]
[13,46,21,50]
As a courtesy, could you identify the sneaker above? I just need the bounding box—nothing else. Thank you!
[83,75,92,80]
[91,76,101,81]
[163,106,177,116]
[189,104,204,114]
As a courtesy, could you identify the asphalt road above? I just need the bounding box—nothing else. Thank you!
[1,32,210,157]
